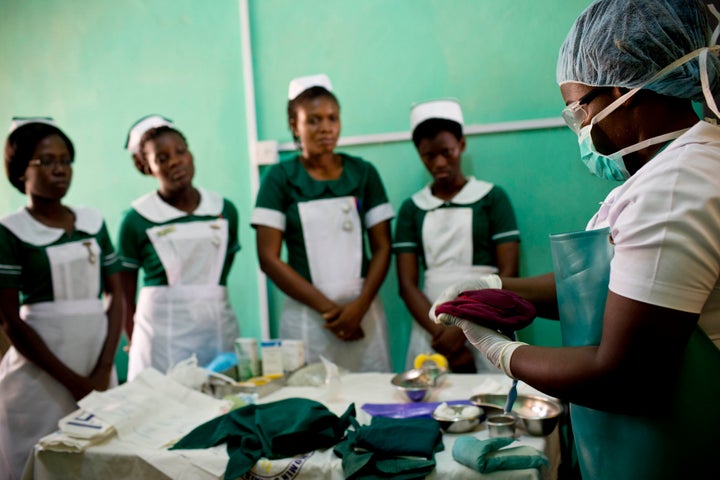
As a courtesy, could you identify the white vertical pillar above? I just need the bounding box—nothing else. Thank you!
[239,0,270,340]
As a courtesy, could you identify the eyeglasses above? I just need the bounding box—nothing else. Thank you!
[28,157,74,168]
[561,88,606,134]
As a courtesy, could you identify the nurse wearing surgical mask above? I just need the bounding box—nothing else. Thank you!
[118,115,241,380]
[0,118,124,480]
[433,1,720,479]
[251,74,394,372]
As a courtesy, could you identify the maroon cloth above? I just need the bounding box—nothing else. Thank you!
[435,289,536,332]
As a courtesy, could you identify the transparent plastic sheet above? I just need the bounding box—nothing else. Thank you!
[549,227,613,347]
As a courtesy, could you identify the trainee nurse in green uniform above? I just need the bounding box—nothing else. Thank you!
[0,118,124,480]
[433,1,720,478]
[252,74,394,372]
[394,99,519,373]
[118,115,240,380]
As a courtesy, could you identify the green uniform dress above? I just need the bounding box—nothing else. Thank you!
[393,177,519,371]
[117,187,240,380]
[0,207,121,480]
[251,153,394,372]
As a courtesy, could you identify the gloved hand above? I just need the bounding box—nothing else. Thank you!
[429,274,502,324]
[436,315,525,378]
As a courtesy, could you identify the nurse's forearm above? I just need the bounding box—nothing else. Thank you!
[358,221,392,306]
[509,344,649,413]
[92,274,125,386]
[0,292,92,399]
[120,270,138,340]
[256,226,337,313]
[356,241,391,308]
[496,241,519,277]
[396,252,441,335]
[508,294,696,415]
[261,257,336,313]
[501,273,559,320]
[402,289,439,334]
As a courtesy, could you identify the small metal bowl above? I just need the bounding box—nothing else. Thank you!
[469,393,506,417]
[432,404,485,433]
[486,414,516,438]
[391,368,436,402]
[515,396,564,436]
[470,393,563,436]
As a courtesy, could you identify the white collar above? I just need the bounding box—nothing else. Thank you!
[663,120,720,152]
[0,206,103,246]
[411,176,494,211]
[132,187,223,223]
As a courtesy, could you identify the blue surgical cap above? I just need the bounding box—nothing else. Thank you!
[557,0,720,101]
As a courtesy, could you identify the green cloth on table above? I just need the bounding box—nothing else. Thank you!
[453,436,548,474]
[333,416,444,479]
[170,397,355,480]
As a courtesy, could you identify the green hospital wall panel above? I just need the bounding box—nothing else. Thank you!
[249,0,604,368]
[1,0,606,376]
[0,0,261,381]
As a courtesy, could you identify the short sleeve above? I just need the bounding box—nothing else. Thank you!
[117,210,142,271]
[97,221,123,276]
[487,186,520,244]
[362,163,394,228]
[607,152,720,312]
[251,165,288,231]
[393,199,420,254]
[0,225,22,289]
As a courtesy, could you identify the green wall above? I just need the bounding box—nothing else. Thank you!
[0,0,610,376]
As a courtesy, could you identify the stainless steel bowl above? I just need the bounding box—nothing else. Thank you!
[487,413,516,438]
[432,404,484,433]
[391,368,437,402]
[470,393,563,436]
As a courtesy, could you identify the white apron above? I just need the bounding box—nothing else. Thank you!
[127,219,239,380]
[281,196,390,372]
[404,207,499,372]
[0,237,109,480]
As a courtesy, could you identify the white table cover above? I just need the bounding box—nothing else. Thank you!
[24,373,560,480]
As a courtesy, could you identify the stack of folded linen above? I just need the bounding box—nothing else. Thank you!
[38,410,115,453]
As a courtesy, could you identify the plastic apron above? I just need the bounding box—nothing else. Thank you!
[550,227,720,480]
[127,219,239,380]
[0,240,108,480]
[405,207,499,372]
[281,196,390,372]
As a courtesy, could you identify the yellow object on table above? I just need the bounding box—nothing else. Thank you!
[414,353,448,370]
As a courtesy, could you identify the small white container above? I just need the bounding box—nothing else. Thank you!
[261,340,284,376]
[234,338,260,380]
[281,339,306,373]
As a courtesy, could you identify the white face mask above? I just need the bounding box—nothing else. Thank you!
[576,43,720,181]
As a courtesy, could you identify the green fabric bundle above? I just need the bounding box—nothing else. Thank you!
[170,397,355,480]
[452,436,548,473]
[333,416,444,479]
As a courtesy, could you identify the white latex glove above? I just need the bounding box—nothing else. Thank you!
[429,274,502,324]
[436,314,526,378]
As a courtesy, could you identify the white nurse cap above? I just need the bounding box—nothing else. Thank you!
[410,98,464,133]
[8,116,57,135]
[288,73,333,101]
[125,114,175,155]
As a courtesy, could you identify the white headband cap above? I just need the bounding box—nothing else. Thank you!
[410,98,464,133]
[125,114,175,155]
[8,117,57,135]
[288,73,333,100]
